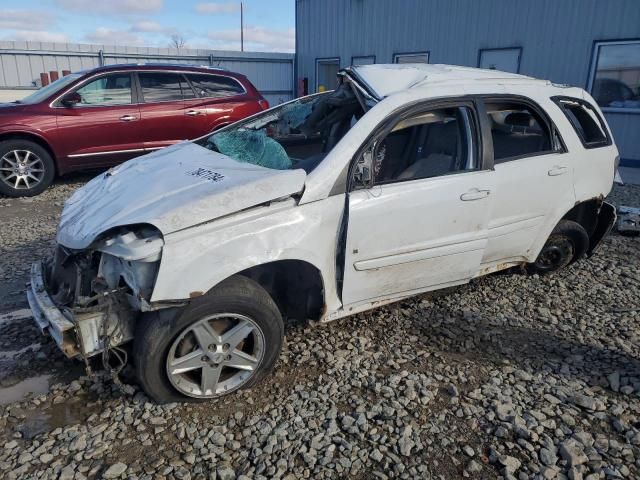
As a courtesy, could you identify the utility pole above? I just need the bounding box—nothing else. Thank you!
[240,2,244,52]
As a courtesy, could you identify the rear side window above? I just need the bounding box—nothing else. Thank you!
[186,74,245,98]
[483,101,559,163]
[138,72,195,102]
[553,97,610,148]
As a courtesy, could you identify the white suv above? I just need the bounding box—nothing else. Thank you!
[28,64,618,403]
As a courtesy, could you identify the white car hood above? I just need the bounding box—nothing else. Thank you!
[57,142,307,249]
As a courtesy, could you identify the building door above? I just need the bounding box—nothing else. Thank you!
[316,58,339,92]
[479,48,521,73]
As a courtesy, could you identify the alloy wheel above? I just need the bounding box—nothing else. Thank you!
[166,313,265,398]
[0,150,45,191]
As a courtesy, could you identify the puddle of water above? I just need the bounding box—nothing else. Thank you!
[0,375,51,405]
[0,309,32,327]
[14,398,96,440]
[0,343,41,361]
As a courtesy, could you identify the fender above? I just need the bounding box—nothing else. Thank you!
[150,194,346,317]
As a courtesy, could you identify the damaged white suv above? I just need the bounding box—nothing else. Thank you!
[28,65,618,403]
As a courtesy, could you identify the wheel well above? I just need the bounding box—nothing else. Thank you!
[0,132,58,174]
[561,199,602,238]
[238,260,325,322]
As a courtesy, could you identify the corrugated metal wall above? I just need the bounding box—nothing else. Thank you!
[295,0,640,163]
[0,41,294,105]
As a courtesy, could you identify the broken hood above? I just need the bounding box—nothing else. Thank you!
[57,142,307,249]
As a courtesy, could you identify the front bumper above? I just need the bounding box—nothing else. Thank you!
[27,261,136,359]
[27,262,79,358]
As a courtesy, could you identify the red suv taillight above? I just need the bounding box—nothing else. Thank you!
[258,99,270,110]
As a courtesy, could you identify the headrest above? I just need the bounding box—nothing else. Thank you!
[504,112,533,127]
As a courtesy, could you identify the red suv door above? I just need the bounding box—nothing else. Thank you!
[136,71,204,150]
[55,72,143,168]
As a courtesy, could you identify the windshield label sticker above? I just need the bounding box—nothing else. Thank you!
[186,168,225,182]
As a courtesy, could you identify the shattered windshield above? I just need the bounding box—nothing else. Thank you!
[198,83,365,173]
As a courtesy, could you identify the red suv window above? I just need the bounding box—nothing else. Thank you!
[139,72,195,102]
[186,73,245,99]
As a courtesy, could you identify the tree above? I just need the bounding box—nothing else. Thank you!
[169,34,186,50]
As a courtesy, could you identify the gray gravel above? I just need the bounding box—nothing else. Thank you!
[0,179,639,479]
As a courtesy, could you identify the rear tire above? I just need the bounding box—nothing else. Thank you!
[0,139,55,197]
[134,275,284,403]
[529,220,589,274]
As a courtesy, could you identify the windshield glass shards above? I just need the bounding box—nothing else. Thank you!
[201,82,365,173]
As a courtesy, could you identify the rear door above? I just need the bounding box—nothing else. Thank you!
[184,72,258,133]
[479,97,575,266]
[55,72,143,167]
[136,71,202,149]
[341,100,495,306]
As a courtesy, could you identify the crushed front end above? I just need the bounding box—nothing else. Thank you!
[27,226,164,363]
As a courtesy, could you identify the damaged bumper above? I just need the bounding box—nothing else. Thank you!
[27,261,135,360]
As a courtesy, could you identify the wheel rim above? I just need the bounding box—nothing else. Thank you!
[166,313,265,398]
[536,236,574,271]
[0,150,45,190]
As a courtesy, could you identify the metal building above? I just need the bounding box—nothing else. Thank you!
[295,0,640,166]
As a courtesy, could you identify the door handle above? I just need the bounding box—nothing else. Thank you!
[460,188,491,201]
[548,165,568,176]
[119,115,136,122]
[185,110,201,116]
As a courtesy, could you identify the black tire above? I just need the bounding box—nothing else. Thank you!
[529,220,589,274]
[0,139,55,197]
[134,275,284,404]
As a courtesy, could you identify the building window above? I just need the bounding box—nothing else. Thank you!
[352,55,375,66]
[589,40,640,112]
[393,52,429,64]
[478,47,522,73]
[316,57,340,93]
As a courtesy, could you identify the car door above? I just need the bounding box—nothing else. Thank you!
[55,72,142,167]
[341,101,495,307]
[136,71,202,150]
[479,97,575,266]
[184,72,253,134]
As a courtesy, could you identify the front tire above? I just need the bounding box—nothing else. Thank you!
[529,220,589,274]
[134,276,284,403]
[0,139,55,197]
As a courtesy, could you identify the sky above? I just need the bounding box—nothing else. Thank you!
[0,0,295,52]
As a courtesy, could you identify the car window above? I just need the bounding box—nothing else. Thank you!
[372,106,477,184]
[139,72,194,102]
[186,73,245,98]
[74,74,132,106]
[553,98,610,148]
[484,101,556,163]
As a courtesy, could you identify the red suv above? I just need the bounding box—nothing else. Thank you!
[0,64,269,197]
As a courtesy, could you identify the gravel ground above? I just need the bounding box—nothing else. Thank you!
[0,178,638,480]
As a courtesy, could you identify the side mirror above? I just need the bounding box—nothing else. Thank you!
[61,92,81,107]
[353,149,373,187]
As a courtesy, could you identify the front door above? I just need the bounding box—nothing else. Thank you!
[341,103,495,307]
[55,72,143,168]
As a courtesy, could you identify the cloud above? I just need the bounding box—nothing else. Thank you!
[84,27,144,45]
[195,3,241,14]
[207,26,294,52]
[0,9,51,31]
[6,30,70,43]
[55,0,163,15]
[130,20,176,34]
